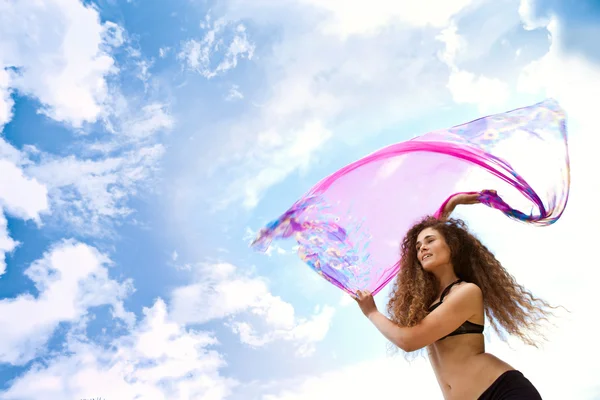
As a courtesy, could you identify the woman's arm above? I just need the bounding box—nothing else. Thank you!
[355,283,482,352]
[437,191,492,219]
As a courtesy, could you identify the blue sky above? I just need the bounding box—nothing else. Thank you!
[0,0,599,399]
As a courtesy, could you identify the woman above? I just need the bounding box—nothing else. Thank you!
[354,192,554,399]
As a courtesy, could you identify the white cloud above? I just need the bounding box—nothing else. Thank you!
[226,120,333,209]
[446,69,511,109]
[229,304,334,358]
[297,0,476,37]
[226,84,244,101]
[338,293,354,307]
[436,23,510,111]
[0,159,49,223]
[0,155,48,276]
[0,0,123,127]
[178,18,255,79]
[171,263,289,326]
[100,93,175,147]
[0,240,134,365]
[110,102,175,142]
[0,299,236,400]
[517,20,600,127]
[0,211,18,276]
[170,263,335,356]
[26,144,165,236]
[0,67,13,128]
[518,0,548,30]
[0,137,25,166]
[135,59,153,84]
[260,357,439,400]
[159,46,171,58]
[264,244,287,257]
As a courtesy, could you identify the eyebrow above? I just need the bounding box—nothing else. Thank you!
[416,235,435,247]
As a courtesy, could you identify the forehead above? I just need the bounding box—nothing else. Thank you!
[417,227,439,242]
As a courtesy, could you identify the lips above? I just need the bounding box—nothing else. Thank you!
[422,254,432,261]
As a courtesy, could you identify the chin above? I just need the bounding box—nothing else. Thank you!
[422,260,444,272]
[421,263,435,273]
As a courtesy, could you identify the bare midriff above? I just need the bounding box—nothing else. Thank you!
[427,333,514,400]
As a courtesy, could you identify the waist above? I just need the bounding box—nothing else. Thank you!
[430,352,514,399]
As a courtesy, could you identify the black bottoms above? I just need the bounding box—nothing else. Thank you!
[478,370,542,400]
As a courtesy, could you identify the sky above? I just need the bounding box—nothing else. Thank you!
[0,0,599,399]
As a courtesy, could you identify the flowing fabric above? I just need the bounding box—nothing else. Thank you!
[250,99,570,296]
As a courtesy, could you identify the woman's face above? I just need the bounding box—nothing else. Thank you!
[415,227,451,272]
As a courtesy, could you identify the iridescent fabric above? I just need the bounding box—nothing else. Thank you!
[251,99,570,296]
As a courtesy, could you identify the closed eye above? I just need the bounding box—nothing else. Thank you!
[416,235,436,251]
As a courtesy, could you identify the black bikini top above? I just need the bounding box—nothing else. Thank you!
[428,279,484,340]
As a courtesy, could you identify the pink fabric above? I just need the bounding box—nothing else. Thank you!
[251,99,570,296]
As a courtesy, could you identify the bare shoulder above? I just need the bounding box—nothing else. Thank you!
[450,282,483,304]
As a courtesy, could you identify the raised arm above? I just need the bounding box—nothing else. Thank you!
[436,190,496,220]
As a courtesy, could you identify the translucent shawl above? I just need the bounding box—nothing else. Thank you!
[251,99,569,296]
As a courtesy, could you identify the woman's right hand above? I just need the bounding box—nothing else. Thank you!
[440,190,496,219]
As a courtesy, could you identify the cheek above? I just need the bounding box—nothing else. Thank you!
[444,250,451,261]
[444,247,453,261]
[437,244,451,259]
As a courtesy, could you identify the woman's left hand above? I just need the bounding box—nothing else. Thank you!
[354,289,378,318]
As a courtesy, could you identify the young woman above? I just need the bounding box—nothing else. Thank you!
[354,192,554,399]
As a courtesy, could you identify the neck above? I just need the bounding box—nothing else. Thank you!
[434,265,458,294]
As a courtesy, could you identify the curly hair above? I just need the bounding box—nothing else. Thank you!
[386,216,558,350]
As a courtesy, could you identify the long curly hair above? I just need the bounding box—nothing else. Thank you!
[387,216,558,350]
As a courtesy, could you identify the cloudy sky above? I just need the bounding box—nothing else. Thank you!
[0,0,599,399]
